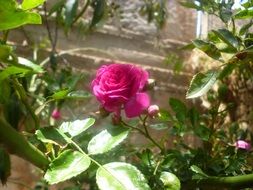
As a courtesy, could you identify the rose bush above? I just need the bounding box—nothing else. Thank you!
[91,63,150,118]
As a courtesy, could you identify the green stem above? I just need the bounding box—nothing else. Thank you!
[72,0,90,25]
[12,78,40,129]
[188,173,253,189]
[121,120,164,152]
[0,117,49,170]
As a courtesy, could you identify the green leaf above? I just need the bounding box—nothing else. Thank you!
[90,0,107,28]
[96,162,151,190]
[88,127,129,155]
[239,21,253,36]
[64,0,78,29]
[51,89,70,100]
[192,39,221,60]
[0,45,12,61]
[0,66,31,81]
[190,165,209,177]
[212,29,239,50]
[0,0,41,30]
[160,172,181,190]
[234,9,253,19]
[186,70,218,99]
[66,90,91,99]
[169,98,187,122]
[44,150,91,184]
[149,123,168,130]
[59,118,95,137]
[194,125,211,141]
[35,127,68,147]
[18,57,44,73]
[179,1,201,10]
[21,0,45,10]
[0,148,10,185]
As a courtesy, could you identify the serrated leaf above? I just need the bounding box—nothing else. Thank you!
[160,172,181,190]
[234,9,253,19]
[212,29,239,50]
[0,0,41,30]
[192,39,221,60]
[88,128,129,155]
[186,70,218,99]
[44,150,91,184]
[96,162,151,190]
[18,57,44,73]
[59,118,95,137]
[21,0,45,10]
[35,127,68,147]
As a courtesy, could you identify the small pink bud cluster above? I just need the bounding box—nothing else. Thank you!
[235,140,251,151]
[51,109,61,120]
[148,105,160,117]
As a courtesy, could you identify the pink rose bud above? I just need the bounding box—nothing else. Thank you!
[51,109,61,120]
[235,140,251,150]
[148,105,160,117]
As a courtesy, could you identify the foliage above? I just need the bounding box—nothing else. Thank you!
[1,0,253,190]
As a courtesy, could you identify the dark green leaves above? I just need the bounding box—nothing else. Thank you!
[90,0,107,28]
[44,150,91,184]
[64,0,78,29]
[88,128,129,155]
[212,29,239,51]
[0,0,41,30]
[96,162,151,190]
[186,70,219,99]
[192,39,221,60]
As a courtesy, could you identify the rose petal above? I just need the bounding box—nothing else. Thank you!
[124,92,150,118]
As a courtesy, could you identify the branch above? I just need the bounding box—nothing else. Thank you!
[0,116,49,170]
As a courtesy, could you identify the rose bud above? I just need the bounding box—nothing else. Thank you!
[235,140,251,151]
[148,105,160,117]
[51,109,61,120]
[91,63,150,118]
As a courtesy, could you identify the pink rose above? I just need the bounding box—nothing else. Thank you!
[235,140,251,151]
[91,63,150,118]
[51,109,61,120]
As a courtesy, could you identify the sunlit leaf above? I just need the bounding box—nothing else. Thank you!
[0,45,12,61]
[0,0,41,30]
[160,172,181,190]
[18,57,44,73]
[44,150,91,184]
[88,128,129,155]
[21,0,45,10]
[59,118,95,137]
[234,9,253,19]
[186,70,218,99]
[96,162,151,190]
[0,66,31,81]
